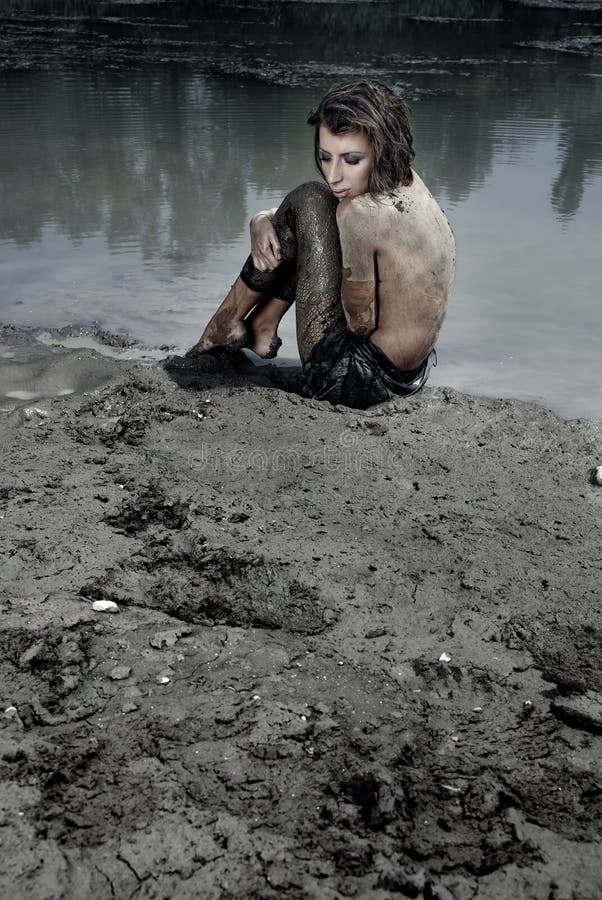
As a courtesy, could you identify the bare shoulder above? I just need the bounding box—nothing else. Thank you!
[337,174,445,225]
[335,193,390,248]
[393,172,453,224]
[336,173,454,259]
[336,193,380,224]
[337,194,386,223]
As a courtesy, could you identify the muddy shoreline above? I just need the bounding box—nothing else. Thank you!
[1,330,601,898]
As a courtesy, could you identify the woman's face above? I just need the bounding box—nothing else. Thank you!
[318,126,375,200]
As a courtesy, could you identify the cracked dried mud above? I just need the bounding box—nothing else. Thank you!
[1,341,601,899]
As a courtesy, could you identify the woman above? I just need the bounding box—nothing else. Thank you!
[189,80,455,410]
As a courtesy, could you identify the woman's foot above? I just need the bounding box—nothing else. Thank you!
[246,297,291,358]
[188,310,249,356]
[188,277,265,356]
[248,325,282,359]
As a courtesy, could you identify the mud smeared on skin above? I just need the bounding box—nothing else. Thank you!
[341,266,376,335]
[251,334,284,360]
[190,306,250,354]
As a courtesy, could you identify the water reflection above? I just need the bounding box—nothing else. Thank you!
[1,73,247,258]
[0,0,599,253]
[414,53,602,220]
[1,57,601,265]
[549,81,602,221]
[1,73,336,261]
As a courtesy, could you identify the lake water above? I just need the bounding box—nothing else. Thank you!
[1,0,601,420]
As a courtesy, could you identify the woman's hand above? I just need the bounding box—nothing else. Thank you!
[250,208,281,271]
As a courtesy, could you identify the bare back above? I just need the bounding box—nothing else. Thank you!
[336,171,455,370]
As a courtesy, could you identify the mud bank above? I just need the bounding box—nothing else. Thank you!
[1,336,602,899]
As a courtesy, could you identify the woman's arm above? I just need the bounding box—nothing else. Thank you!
[250,207,280,271]
[341,271,377,336]
[336,199,378,335]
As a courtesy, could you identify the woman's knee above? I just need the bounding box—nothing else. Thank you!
[281,181,338,218]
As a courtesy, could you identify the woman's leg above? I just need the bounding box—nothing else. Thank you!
[189,277,261,355]
[239,181,344,362]
[287,182,343,362]
[191,181,343,361]
[244,297,293,358]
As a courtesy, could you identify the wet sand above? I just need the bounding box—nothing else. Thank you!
[1,327,601,899]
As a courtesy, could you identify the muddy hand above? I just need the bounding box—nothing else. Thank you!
[250,210,281,272]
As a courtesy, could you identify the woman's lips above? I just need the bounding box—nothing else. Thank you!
[333,188,349,198]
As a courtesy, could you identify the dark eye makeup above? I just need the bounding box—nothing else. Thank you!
[318,152,363,165]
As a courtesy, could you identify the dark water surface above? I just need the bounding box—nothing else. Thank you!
[0,0,601,419]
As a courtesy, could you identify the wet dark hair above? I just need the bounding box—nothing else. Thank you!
[307,79,415,194]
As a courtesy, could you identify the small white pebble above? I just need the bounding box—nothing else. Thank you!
[337,660,344,666]
[592,465,602,486]
[439,652,452,663]
[473,706,483,712]
[157,676,170,685]
[450,734,460,742]
[442,783,461,794]
[92,600,119,614]
[252,694,261,701]
[300,715,307,721]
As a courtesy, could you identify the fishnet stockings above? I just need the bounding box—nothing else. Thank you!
[240,181,343,361]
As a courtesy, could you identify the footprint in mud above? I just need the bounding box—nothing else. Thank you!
[405,656,499,705]
[502,618,602,694]
[0,625,94,724]
[105,480,190,534]
[95,482,332,632]
[82,540,334,635]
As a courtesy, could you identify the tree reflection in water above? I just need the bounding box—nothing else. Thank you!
[0,0,600,258]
